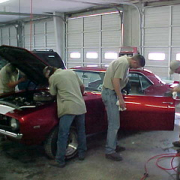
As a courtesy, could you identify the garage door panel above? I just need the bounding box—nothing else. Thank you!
[172,48,180,61]
[102,31,121,47]
[102,13,121,30]
[84,48,100,64]
[144,28,169,46]
[145,6,170,27]
[67,18,83,33]
[34,35,45,48]
[67,48,83,63]
[46,21,54,33]
[144,47,169,66]
[68,33,83,47]
[66,12,121,66]
[84,32,100,47]
[10,38,17,46]
[34,22,44,34]
[2,27,9,38]
[146,66,168,78]
[172,5,180,25]
[172,27,180,46]
[102,48,119,65]
[84,16,101,31]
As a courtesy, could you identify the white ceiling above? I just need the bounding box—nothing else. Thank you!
[0,0,168,23]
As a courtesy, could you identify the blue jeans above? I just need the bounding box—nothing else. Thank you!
[101,88,120,154]
[56,114,87,164]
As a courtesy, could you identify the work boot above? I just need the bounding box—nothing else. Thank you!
[116,145,126,152]
[173,141,180,147]
[49,160,66,168]
[105,152,123,161]
[78,152,85,160]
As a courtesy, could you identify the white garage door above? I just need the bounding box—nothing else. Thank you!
[66,11,121,68]
[0,25,17,46]
[23,18,56,51]
[143,5,180,80]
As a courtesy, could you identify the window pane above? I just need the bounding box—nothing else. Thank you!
[86,52,98,59]
[74,70,104,91]
[105,52,118,59]
[176,53,180,60]
[70,52,81,58]
[148,53,165,61]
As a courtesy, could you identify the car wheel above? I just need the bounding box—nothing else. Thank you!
[44,126,78,159]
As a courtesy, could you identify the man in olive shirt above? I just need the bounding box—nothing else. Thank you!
[102,54,145,161]
[43,66,87,168]
[169,60,180,147]
[0,63,26,94]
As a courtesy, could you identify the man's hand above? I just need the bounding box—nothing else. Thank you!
[172,86,180,93]
[112,78,126,109]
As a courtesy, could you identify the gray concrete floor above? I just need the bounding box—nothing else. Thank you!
[1,112,180,180]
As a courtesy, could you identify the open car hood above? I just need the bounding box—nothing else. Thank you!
[0,45,48,85]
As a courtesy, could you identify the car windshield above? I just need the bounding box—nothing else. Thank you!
[73,70,105,92]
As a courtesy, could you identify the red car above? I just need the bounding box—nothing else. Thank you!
[0,45,175,160]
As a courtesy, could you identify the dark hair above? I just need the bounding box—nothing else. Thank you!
[43,66,57,77]
[133,54,145,67]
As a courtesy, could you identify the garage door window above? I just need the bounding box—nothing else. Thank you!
[70,52,81,59]
[86,52,98,59]
[148,53,165,61]
[104,52,118,59]
[176,53,180,60]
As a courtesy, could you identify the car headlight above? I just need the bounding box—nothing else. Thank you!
[10,118,19,131]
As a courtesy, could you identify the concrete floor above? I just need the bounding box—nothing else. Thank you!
[1,114,180,180]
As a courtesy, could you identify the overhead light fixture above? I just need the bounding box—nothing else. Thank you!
[0,0,9,3]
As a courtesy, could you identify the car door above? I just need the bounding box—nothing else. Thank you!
[120,95,175,131]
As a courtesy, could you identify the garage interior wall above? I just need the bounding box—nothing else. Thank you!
[0,18,57,52]
[66,8,122,68]
[0,3,180,81]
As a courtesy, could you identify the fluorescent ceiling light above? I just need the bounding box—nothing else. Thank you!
[0,0,9,3]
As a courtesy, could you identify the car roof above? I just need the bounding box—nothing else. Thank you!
[72,66,153,75]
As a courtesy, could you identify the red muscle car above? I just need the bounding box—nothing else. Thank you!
[0,45,175,159]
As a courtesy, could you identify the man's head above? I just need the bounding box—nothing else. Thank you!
[170,60,180,74]
[43,66,57,78]
[129,54,145,69]
[6,63,18,74]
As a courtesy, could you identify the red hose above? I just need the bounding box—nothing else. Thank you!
[140,153,180,180]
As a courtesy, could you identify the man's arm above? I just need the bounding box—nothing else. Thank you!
[80,84,85,95]
[7,77,26,89]
[112,78,126,109]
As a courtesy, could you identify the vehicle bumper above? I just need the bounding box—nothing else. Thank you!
[0,129,23,139]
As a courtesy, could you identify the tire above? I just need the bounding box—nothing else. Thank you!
[44,126,78,159]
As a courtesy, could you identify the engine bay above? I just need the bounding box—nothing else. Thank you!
[0,90,54,109]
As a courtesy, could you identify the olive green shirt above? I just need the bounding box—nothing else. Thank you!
[0,64,18,94]
[103,55,130,90]
[49,69,87,118]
